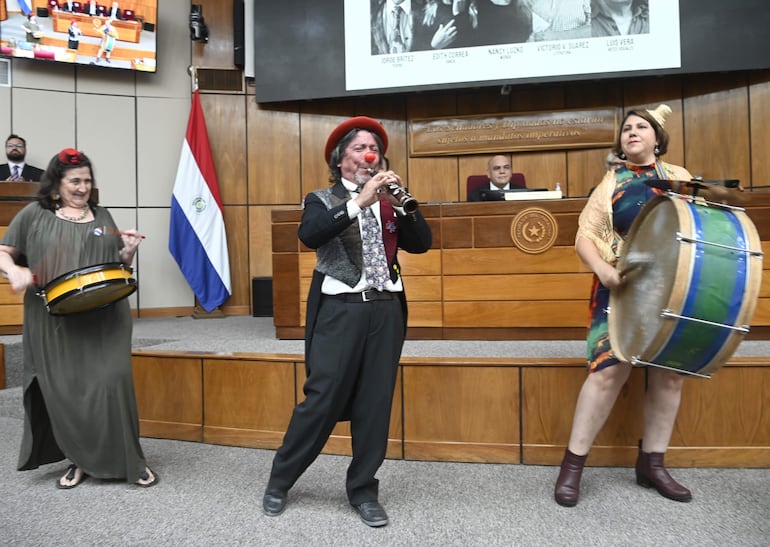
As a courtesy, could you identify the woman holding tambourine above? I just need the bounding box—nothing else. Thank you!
[0,148,157,490]
[553,105,694,507]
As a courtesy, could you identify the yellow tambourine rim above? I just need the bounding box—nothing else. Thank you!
[44,264,132,302]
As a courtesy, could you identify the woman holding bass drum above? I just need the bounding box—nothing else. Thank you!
[554,104,694,507]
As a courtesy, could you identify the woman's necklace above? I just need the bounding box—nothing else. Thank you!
[57,206,89,222]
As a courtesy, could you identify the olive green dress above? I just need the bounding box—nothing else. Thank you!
[1,202,147,482]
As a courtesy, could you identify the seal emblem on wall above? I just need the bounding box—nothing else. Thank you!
[510,207,558,254]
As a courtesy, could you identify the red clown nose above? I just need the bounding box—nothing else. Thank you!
[364,152,377,163]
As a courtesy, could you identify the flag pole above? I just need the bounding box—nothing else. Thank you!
[171,66,232,319]
[188,65,199,93]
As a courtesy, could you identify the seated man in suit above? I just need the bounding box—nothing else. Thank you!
[108,1,122,20]
[468,154,522,201]
[1,135,44,182]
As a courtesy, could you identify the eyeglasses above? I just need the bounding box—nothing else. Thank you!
[6,143,25,149]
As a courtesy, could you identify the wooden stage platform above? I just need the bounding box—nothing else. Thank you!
[132,348,770,469]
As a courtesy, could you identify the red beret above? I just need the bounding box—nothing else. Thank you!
[324,116,389,163]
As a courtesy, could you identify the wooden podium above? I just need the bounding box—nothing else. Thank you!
[272,195,770,340]
[0,183,40,334]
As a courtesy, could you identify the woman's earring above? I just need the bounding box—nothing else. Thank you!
[619,153,626,160]
[52,192,60,201]
[654,145,660,155]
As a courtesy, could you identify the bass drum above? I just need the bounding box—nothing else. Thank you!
[609,194,763,377]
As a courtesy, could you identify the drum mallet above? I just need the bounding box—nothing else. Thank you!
[619,251,654,276]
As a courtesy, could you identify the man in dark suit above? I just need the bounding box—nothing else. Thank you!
[1,135,44,182]
[108,1,122,20]
[468,154,524,201]
[371,0,460,54]
[262,116,432,527]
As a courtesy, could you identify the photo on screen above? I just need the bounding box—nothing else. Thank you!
[0,0,158,73]
[345,0,680,92]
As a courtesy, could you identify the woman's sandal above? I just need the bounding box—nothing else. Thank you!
[135,466,159,488]
[56,464,88,490]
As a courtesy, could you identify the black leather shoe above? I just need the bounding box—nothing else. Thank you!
[262,489,288,516]
[353,501,389,527]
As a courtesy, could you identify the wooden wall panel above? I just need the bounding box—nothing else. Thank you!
[409,156,458,204]
[200,94,248,204]
[271,219,301,253]
[445,301,586,328]
[407,93,460,203]
[192,0,236,69]
[393,249,441,275]
[564,80,624,110]
[567,148,609,197]
[408,302,443,327]
[203,358,297,447]
[0,221,22,329]
[522,367,647,465]
[752,301,770,326]
[221,205,249,314]
[507,85,567,112]
[400,276,442,301]
[675,368,770,448]
[444,273,592,301]
[249,205,276,279]
[684,73,751,184]
[457,87,512,116]
[272,253,300,327]
[299,102,355,196]
[442,247,585,275]
[749,72,770,190]
[403,364,520,463]
[517,150,566,192]
[442,217,473,247]
[248,104,301,205]
[133,355,203,441]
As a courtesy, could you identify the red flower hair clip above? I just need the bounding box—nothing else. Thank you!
[58,148,83,165]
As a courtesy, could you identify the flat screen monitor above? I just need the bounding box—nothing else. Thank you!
[0,1,158,73]
[252,0,770,103]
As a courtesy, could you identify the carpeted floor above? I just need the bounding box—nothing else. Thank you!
[1,317,769,545]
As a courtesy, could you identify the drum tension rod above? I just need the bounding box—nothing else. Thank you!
[660,308,750,333]
[676,232,764,256]
[671,191,747,212]
[630,357,712,379]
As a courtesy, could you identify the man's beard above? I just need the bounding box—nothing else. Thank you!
[354,171,368,188]
[6,150,24,162]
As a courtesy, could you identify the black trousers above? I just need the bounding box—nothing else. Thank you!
[266,295,404,505]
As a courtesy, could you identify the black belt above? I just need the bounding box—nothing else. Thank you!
[325,290,399,303]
